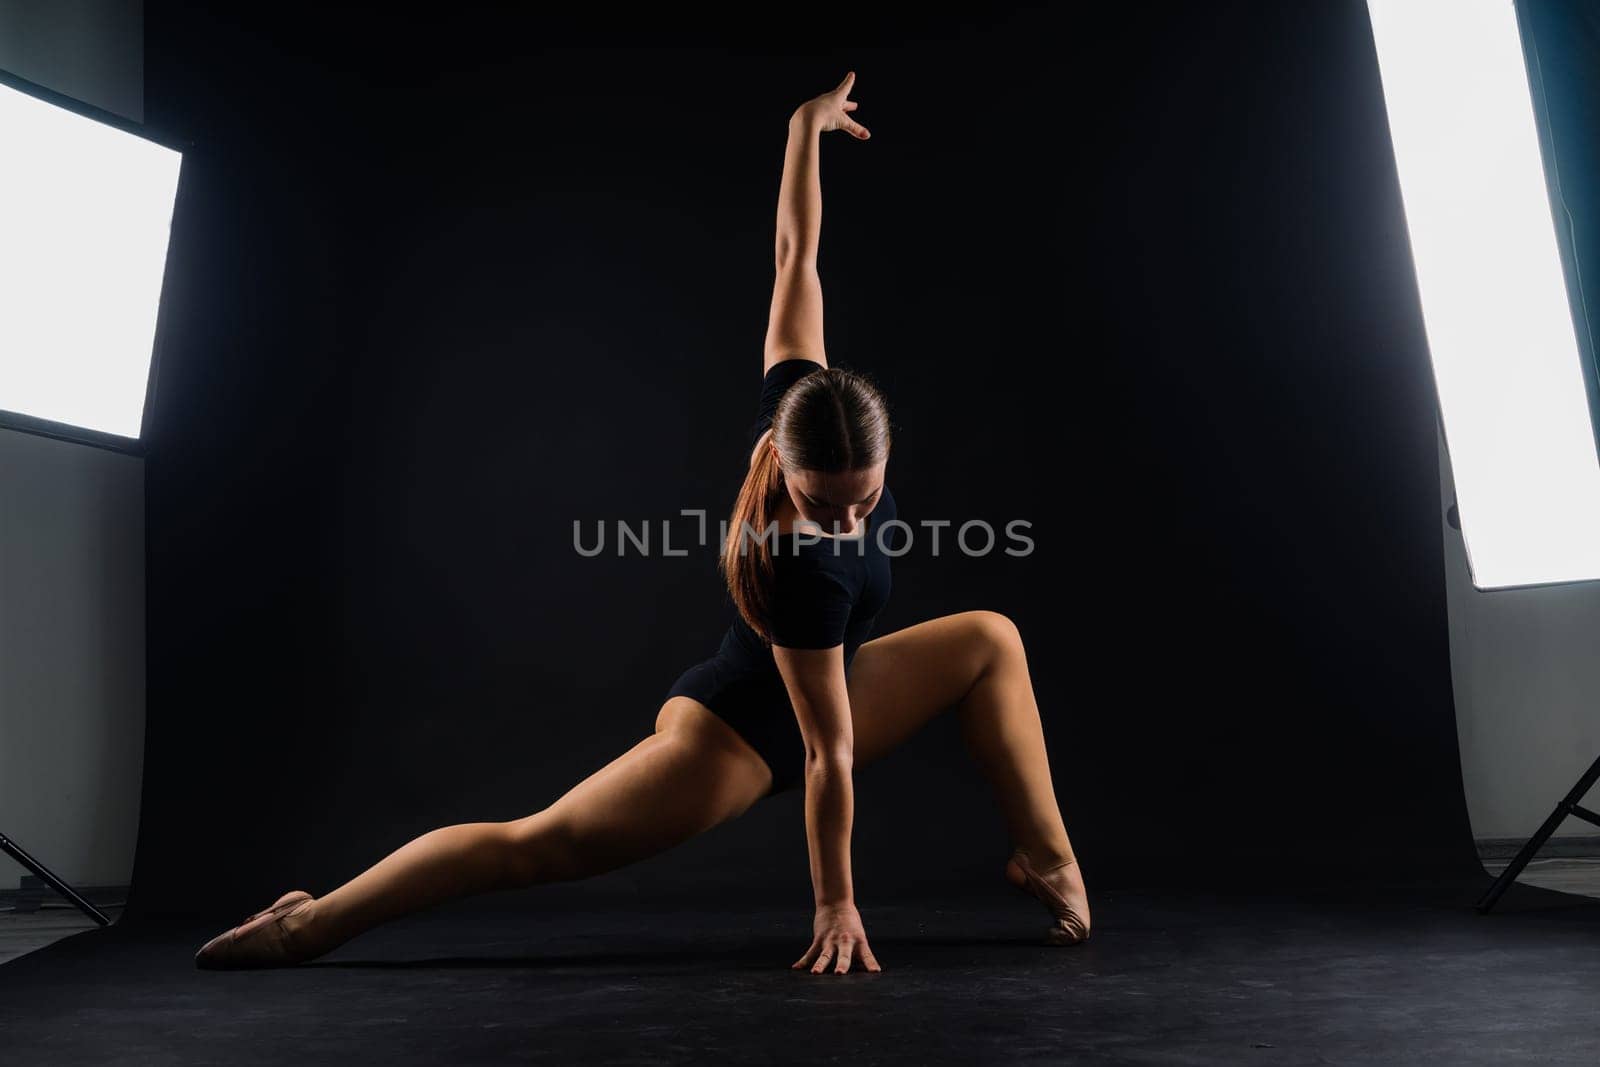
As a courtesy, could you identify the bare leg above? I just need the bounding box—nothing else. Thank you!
[286,699,772,959]
[953,619,1076,867]
[846,610,1089,939]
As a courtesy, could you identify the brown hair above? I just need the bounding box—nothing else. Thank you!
[721,366,891,643]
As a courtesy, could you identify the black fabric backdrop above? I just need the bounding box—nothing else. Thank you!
[125,0,1488,921]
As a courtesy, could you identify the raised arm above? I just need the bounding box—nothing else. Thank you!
[762,72,871,377]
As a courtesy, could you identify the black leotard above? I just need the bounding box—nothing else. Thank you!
[665,358,899,795]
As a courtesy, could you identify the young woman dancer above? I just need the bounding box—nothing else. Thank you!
[196,72,1090,976]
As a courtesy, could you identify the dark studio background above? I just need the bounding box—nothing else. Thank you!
[124,0,1493,922]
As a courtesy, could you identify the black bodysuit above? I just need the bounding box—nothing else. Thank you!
[666,358,900,795]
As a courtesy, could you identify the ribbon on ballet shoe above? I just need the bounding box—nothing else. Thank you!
[194,890,316,970]
[236,890,313,930]
[1009,850,1091,946]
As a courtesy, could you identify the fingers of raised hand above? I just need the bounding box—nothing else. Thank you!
[836,79,869,139]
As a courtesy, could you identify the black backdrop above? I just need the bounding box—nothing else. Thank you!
[126,0,1484,921]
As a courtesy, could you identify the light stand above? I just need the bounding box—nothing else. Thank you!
[1476,754,1600,913]
[0,830,111,925]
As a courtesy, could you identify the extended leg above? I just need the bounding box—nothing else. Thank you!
[293,699,771,957]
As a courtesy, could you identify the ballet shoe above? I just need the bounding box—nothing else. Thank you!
[194,889,318,970]
[1004,847,1092,946]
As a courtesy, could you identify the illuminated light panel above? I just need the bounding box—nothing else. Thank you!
[0,82,182,440]
[1368,0,1600,588]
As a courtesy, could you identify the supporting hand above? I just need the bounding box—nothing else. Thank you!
[791,900,883,974]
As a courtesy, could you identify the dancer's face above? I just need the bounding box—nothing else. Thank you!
[778,459,887,537]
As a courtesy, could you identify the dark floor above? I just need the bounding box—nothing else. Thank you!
[1,876,1598,1065]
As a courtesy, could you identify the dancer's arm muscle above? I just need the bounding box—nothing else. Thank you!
[762,72,870,376]
[773,644,857,907]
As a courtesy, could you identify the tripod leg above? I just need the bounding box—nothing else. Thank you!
[0,830,111,926]
[1476,751,1600,914]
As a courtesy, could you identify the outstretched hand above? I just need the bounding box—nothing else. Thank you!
[794,71,871,140]
[792,901,883,974]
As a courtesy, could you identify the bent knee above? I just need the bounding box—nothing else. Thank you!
[967,609,1024,657]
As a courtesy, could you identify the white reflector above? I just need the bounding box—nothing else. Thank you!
[1367,0,1600,589]
[0,81,182,440]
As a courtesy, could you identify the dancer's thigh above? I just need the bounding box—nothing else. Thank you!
[846,610,1016,769]
[509,697,773,880]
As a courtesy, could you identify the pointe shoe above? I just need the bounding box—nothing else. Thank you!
[194,890,318,970]
[1005,848,1092,946]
